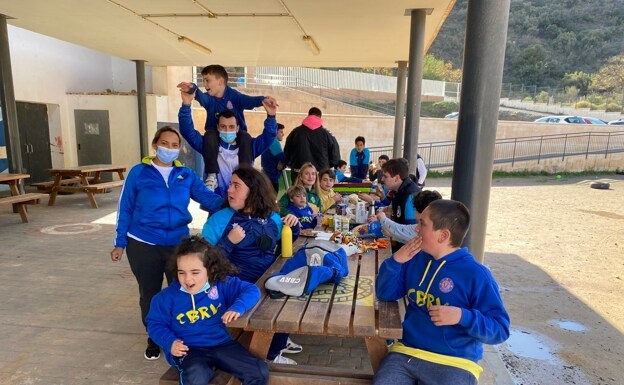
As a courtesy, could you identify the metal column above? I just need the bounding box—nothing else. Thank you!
[0,15,23,174]
[451,0,511,262]
[402,9,426,174]
[393,61,407,158]
[134,60,149,158]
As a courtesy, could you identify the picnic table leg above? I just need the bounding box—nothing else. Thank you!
[48,174,63,206]
[248,331,274,361]
[365,336,388,373]
[16,203,29,223]
[117,170,125,180]
[78,174,99,209]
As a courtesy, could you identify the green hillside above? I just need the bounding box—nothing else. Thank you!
[429,0,624,87]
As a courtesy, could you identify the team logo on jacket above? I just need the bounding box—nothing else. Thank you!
[226,101,234,110]
[439,277,454,293]
[396,206,402,218]
[207,286,219,300]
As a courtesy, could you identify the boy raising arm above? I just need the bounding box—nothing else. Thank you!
[374,199,510,385]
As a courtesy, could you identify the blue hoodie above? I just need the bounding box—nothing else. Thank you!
[189,83,265,132]
[202,208,300,283]
[285,202,317,230]
[114,157,223,248]
[376,247,509,375]
[146,278,260,366]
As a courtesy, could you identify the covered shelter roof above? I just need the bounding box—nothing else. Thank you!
[0,0,454,67]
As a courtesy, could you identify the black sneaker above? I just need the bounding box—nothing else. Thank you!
[144,337,160,360]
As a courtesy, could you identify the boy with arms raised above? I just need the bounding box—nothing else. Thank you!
[374,200,510,385]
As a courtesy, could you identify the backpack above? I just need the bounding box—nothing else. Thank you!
[264,240,350,298]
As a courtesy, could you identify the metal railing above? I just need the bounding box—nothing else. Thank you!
[367,131,624,170]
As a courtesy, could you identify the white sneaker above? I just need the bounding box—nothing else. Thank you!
[281,338,303,354]
[272,354,297,365]
[205,174,218,191]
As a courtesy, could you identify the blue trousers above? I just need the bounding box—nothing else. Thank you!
[173,340,268,385]
[372,352,477,385]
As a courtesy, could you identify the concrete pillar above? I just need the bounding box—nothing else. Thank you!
[403,9,426,175]
[0,15,23,175]
[393,61,407,158]
[134,60,149,157]
[451,0,511,262]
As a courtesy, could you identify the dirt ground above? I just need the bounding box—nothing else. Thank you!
[431,174,624,385]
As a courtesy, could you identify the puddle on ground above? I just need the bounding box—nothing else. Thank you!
[553,319,587,332]
[505,329,555,362]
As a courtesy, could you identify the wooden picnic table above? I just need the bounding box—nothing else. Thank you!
[228,235,404,384]
[0,173,48,223]
[47,164,127,208]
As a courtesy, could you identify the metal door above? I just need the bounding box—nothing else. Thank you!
[74,110,112,167]
[16,102,53,183]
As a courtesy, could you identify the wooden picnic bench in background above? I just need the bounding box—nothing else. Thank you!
[46,164,126,208]
[0,173,48,223]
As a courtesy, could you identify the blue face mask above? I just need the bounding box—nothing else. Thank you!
[219,131,237,144]
[156,146,179,164]
[179,280,211,294]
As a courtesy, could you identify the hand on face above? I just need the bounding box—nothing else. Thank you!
[393,236,422,264]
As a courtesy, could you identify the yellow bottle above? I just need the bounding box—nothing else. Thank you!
[281,225,293,258]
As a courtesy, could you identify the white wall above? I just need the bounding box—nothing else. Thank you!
[6,25,154,168]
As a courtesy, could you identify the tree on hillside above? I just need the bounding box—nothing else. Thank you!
[422,55,462,82]
[509,44,559,86]
[561,71,591,96]
[589,55,624,94]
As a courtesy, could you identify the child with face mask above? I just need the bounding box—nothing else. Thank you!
[146,235,268,385]
[110,126,223,361]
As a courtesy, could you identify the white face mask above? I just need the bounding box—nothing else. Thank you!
[179,280,211,294]
[156,146,179,164]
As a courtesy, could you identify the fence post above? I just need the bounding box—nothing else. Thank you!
[605,133,611,158]
[537,136,543,164]
[562,134,568,161]
[511,138,517,167]
[585,132,591,159]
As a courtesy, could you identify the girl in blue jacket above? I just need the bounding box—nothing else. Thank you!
[110,126,223,361]
[146,235,267,385]
[202,165,303,364]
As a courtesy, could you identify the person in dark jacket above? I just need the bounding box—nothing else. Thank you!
[380,158,421,253]
[283,107,340,182]
[110,126,223,361]
[202,166,303,364]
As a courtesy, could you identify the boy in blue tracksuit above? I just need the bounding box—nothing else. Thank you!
[374,200,510,385]
[349,136,370,180]
[284,185,318,230]
[261,123,287,193]
[147,236,267,385]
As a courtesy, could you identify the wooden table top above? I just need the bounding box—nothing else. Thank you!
[0,173,31,183]
[238,237,403,339]
[49,164,127,174]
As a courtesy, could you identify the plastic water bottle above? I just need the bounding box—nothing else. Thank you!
[281,225,293,258]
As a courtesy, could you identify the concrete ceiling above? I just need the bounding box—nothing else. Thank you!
[1,0,455,67]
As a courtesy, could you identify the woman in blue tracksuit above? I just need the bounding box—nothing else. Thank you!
[110,126,223,361]
[202,165,303,364]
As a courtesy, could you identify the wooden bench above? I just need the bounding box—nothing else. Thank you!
[0,193,49,223]
[31,177,95,192]
[83,180,125,192]
[159,328,249,385]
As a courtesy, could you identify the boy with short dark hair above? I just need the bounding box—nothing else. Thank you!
[369,154,389,182]
[349,136,370,180]
[335,160,363,183]
[374,199,510,385]
[380,158,420,252]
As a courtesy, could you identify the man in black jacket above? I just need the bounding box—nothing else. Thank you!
[284,107,341,181]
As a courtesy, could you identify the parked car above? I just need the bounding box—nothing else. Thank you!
[534,116,586,124]
[582,117,608,125]
[608,119,624,125]
[445,112,459,119]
